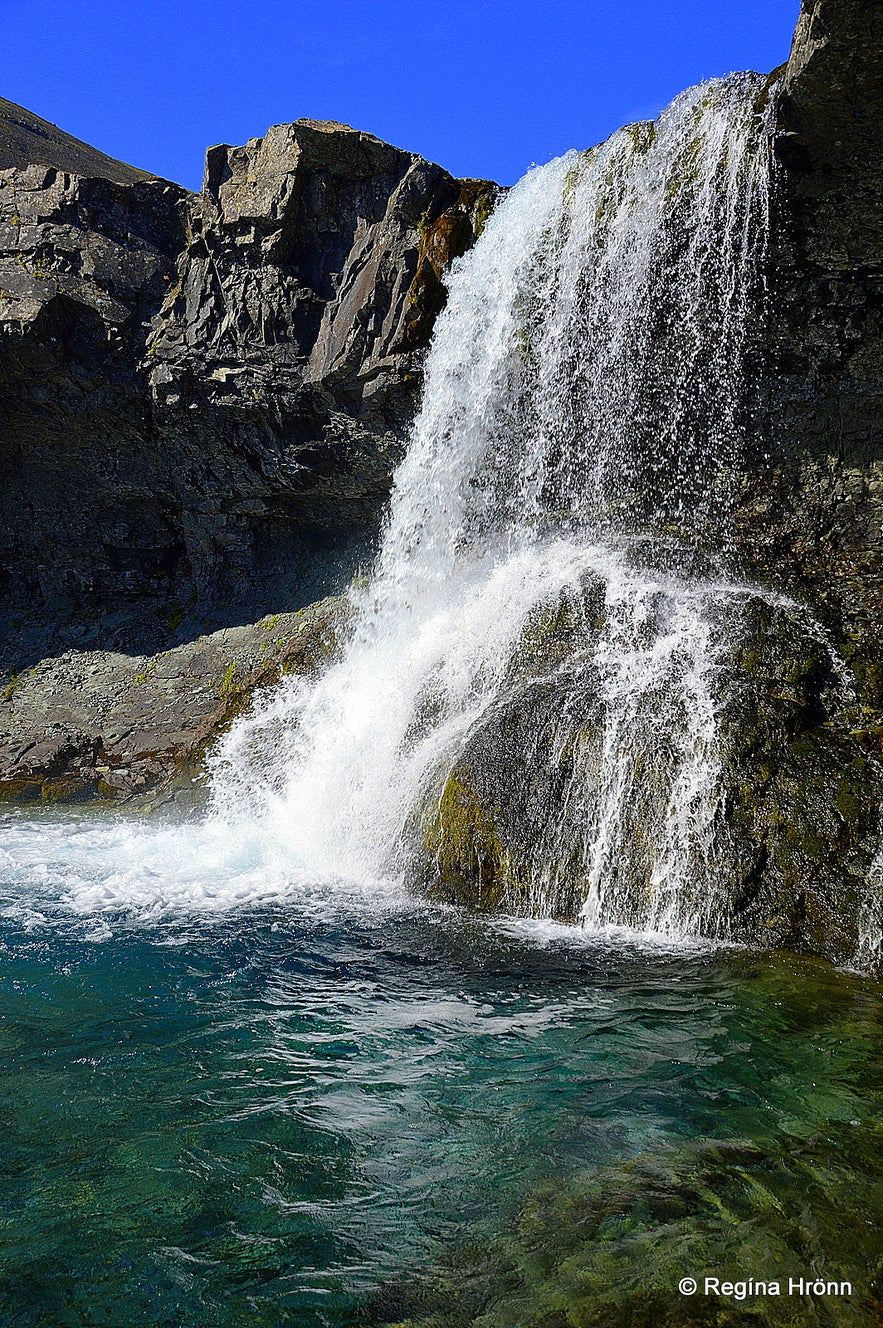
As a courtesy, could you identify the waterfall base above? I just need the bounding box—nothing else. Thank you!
[408,551,881,969]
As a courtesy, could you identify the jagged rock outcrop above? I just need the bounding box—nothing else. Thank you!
[143,122,495,614]
[0,103,496,666]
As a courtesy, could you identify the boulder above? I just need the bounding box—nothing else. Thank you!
[413,573,881,966]
[0,595,346,810]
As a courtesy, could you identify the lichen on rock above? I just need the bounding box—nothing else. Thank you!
[0,595,347,813]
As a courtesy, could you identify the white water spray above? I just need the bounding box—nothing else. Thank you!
[209,76,777,934]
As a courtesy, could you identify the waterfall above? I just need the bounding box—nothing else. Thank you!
[209,75,778,935]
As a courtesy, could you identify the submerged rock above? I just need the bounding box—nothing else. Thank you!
[370,952,883,1327]
[375,1127,883,1327]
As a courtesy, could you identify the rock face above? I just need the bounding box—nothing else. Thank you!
[144,123,495,618]
[415,573,879,967]
[405,0,883,967]
[0,150,189,663]
[0,103,496,666]
[736,0,883,708]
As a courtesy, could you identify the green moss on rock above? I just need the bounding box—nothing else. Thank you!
[423,772,513,911]
[408,585,883,966]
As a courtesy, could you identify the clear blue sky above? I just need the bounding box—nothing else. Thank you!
[4,0,801,191]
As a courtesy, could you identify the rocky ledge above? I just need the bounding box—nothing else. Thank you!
[0,596,344,811]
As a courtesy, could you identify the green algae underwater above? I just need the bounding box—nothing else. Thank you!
[1,813,883,1328]
[368,950,883,1328]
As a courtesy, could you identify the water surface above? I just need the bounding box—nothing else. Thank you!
[1,813,882,1326]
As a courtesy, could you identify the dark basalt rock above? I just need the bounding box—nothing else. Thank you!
[0,106,496,667]
[413,575,881,967]
[734,0,883,717]
[0,159,191,661]
[144,121,496,620]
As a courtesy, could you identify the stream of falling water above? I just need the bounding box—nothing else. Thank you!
[209,75,777,935]
[6,69,883,1328]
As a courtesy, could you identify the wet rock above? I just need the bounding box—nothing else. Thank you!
[719,596,881,963]
[412,576,882,966]
[734,0,883,725]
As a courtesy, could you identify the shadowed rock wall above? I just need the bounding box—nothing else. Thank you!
[0,106,496,665]
[736,0,883,712]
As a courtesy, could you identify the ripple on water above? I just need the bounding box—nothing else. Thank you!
[0,816,882,1325]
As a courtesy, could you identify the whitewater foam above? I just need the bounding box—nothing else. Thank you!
[207,76,778,938]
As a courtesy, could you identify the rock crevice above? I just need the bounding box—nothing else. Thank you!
[0,108,496,665]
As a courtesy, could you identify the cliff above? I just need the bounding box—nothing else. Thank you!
[738,0,883,707]
[3,3,880,685]
[0,103,496,665]
[4,0,879,685]
[2,0,883,970]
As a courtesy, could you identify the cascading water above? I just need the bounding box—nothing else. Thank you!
[209,75,784,936]
[9,60,883,1328]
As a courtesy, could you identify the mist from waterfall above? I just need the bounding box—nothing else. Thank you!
[208,75,779,936]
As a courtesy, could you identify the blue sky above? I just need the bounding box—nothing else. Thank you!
[3,0,801,191]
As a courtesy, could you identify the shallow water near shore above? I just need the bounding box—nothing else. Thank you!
[1,812,883,1327]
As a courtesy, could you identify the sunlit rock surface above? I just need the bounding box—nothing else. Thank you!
[0,102,495,665]
[0,596,344,809]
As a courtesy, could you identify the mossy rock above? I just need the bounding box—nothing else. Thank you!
[407,580,883,966]
[373,1110,883,1327]
[40,776,94,803]
[410,576,608,923]
[0,777,42,802]
[422,773,512,911]
[719,598,881,964]
[145,597,349,814]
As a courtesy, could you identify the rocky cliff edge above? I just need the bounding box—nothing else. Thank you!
[0,102,497,666]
